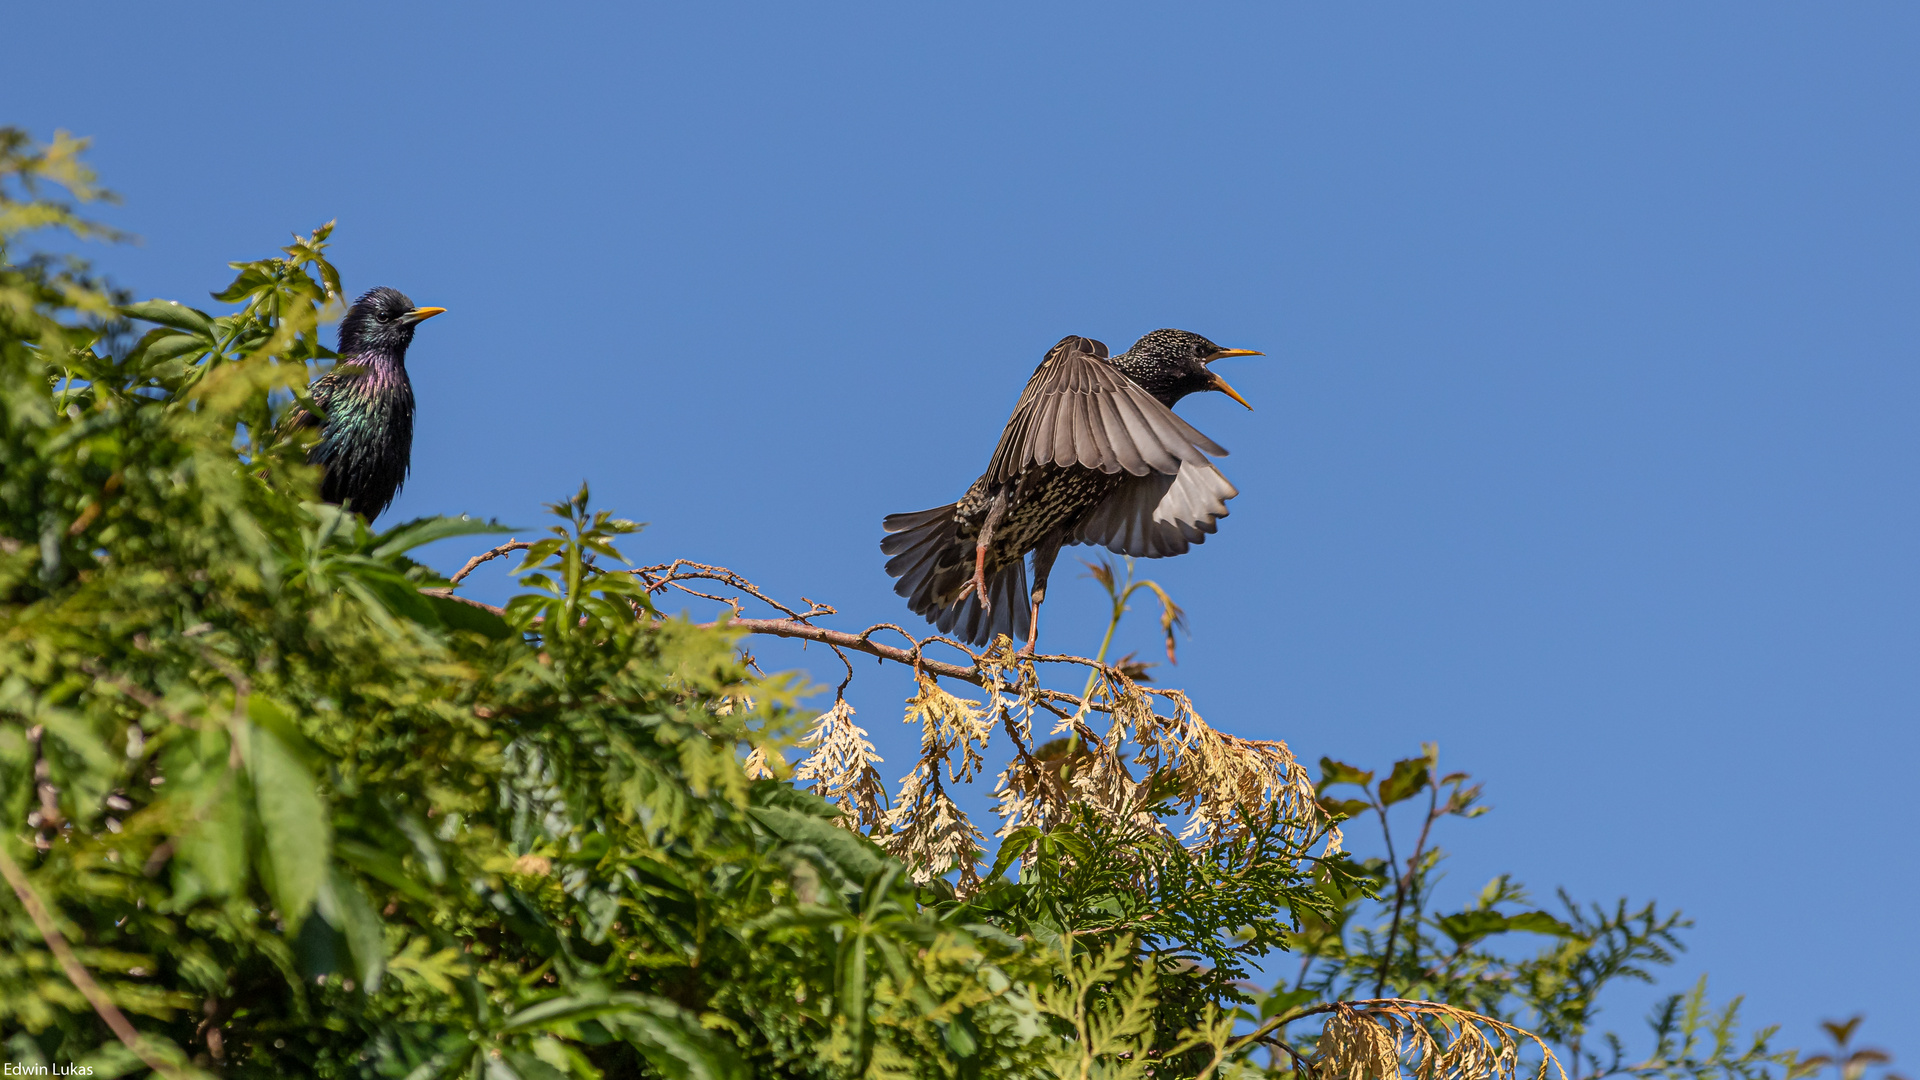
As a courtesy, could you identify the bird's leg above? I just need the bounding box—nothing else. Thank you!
[1023,533,1065,655]
[960,490,1008,613]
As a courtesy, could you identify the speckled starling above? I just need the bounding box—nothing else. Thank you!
[882,329,1258,650]
[290,287,444,522]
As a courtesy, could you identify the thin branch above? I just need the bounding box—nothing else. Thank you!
[448,539,531,586]
[0,844,189,1078]
[443,545,1249,729]
[1253,1033,1315,1076]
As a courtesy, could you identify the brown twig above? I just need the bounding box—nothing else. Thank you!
[443,545,1198,723]
[0,844,188,1078]
[1253,1033,1315,1076]
[629,559,834,622]
[448,539,532,586]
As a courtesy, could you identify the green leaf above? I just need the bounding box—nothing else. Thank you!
[614,1003,747,1080]
[121,298,214,336]
[315,863,387,992]
[334,839,435,902]
[750,805,894,884]
[136,332,213,366]
[1437,910,1511,948]
[504,993,745,1080]
[173,775,249,900]
[1503,911,1578,937]
[1259,986,1318,1020]
[247,695,322,766]
[243,721,332,932]
[1317,796,1371,820]
[343,571,443,630]
[423,593,512,639]
[494,1051,566,1080]
[1318,757,1374,791]
[212,264,274,303]
[370,515,514,561]
[986,828,1037,883]
[504,991,666,1032]
[1378,756,1431,807]
[1436,909,1575,948]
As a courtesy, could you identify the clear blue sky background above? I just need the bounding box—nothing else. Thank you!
[14,1,1916,1059]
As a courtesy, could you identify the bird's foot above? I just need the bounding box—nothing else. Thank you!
[955,579,992,614]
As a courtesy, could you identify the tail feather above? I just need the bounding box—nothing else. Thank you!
[881,504,1031,647]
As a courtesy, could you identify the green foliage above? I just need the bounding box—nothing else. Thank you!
[0,128,1045,1079]
[1270,748,1807,1080]
[1,126,1889,1080]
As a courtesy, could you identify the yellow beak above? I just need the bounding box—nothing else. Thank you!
[1202,347,1260,410]
[1208,371,1254,410]
[404,306,447,324]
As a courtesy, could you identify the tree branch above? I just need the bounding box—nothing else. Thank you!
[448,539,531,586]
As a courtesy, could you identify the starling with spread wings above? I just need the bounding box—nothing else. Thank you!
[882,329,1258,650]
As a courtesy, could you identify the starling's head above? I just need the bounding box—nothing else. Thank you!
[1116,328,1260,409]
[338,286,445,358]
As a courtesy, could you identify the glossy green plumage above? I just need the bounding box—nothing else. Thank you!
[301,287,434,521]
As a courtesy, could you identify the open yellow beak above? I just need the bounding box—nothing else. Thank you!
[404,306,447,324]
[1203,347,1260,410]
[1207,372,1254,410]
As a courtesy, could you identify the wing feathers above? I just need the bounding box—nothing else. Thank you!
[987,338,1229,485]
[1072,457,1238,559]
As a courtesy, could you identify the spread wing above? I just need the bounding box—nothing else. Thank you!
[1071,457,1238,558]
[985,336,1228,485]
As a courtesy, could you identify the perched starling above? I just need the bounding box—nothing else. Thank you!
[882,329,1258,650]
[291,287,444,522]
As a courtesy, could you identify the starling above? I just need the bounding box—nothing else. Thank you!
[882,329,1259,650]
[290,287,444,522]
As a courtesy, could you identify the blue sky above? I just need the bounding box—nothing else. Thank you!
[14,1,1916,1059]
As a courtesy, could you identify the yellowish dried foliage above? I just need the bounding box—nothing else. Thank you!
[784,630,1341,893]
[790,698,888,830]
[1316,1001,1566,1080]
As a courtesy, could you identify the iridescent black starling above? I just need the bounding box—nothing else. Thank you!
[291,287,444,522]
[882,329,1259,650]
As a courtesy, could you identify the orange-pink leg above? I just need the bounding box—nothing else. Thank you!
[971,543,991,613]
